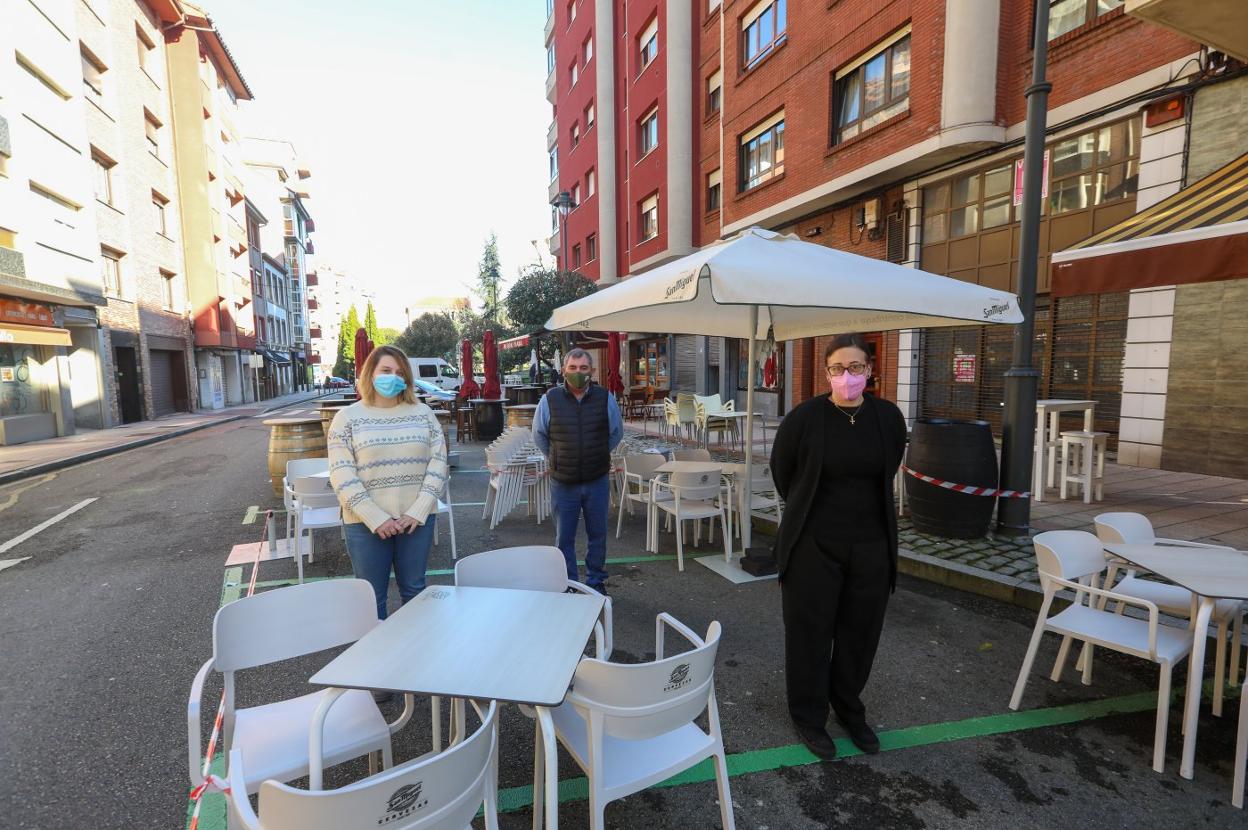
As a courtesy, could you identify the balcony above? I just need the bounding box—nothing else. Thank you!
[549,229,560,256]
[547,119,558,150]
[548,177,560,203]
[306,271,318,286]
[1127,0,1247,61]
[544,9,555,44]
[545,68,557,104]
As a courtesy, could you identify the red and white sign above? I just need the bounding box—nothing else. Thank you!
[0,299,54,327]
[1013,150,1050,207]
[953,353,976,383]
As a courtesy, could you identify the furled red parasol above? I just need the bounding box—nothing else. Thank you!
[458,339,481,401]
[482,329,501,399]
[353,328,370,378]
[606,332,624,395]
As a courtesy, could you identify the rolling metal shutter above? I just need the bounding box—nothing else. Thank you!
[148,349,177,417]
[672,335,697,392]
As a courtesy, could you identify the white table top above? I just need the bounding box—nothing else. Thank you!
[310,585,604,706]
[1036,399,1095,409]
[656,460,725,475]
[1105,544,1248,601]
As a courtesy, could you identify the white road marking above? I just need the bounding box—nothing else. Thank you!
[0,498,98,556]
[0,557,31,573]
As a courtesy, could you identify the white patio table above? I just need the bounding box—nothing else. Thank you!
[1104,543,1248,790]
[307,584,605,829]
[1034,399,1095,502]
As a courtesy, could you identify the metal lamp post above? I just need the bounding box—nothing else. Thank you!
[552,190,572,272]
[997,0,1053,535]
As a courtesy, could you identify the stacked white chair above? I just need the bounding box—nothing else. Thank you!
[1093,512,1244,716]
[542,613,734,830]
[283,457,329,542]
[481,427,550,529]
[225,699,500,830]
[290,476,343,584]
[1009,530,1193,773]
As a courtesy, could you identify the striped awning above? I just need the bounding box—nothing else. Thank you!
[1051,153,1248,296]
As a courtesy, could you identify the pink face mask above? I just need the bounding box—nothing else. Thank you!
[830,371,868,400]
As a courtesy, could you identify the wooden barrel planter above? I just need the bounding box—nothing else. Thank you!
[904,417,999,539]
[264,417,327,498]
[317,398,354,438]
[505,404,537,429]
[471,399,506,441]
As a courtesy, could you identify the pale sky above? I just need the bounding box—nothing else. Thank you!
[204,0,552,329]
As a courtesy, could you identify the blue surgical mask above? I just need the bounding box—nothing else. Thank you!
[372,374,407,398]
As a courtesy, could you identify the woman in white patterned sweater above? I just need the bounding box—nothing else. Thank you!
[327,345,448,621]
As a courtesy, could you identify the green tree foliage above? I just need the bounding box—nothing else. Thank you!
[476,234,504,320]
[454,306,524,373]
[394,312,459,362]
[505,267,597,374]
[363,301,381,345]
[332,314,352,378]
[375,327,401,346]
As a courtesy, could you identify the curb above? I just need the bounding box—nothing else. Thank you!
[259,391,336,415]
[0,415,245,487]
[899,547,1046,612]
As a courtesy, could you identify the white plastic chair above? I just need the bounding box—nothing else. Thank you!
[432,476,458,560]
[226,699,500,830]
[291,476,343,584]
[187,579,416,798]
[675,393,698,441]
[734,465,783,538]
[616,454,669,540]
[1094,512,1243,716]
[283,458,329,540]
[1009,530,1193,773]
[454,545,612,660]
[672,448,712,462]
[1235,656,1248,808]
[651,470,732,569]
[543,613,734,830]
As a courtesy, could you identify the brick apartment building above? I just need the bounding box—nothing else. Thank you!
[543,0,1248,476]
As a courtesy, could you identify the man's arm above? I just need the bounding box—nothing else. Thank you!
[606,393,624,451]
[532,395,551,456]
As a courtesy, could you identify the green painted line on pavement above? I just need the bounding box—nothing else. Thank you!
[185,754,226,829]
[219,567,243,608]
[241,506,258,525]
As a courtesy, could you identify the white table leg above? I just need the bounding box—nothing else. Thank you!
[1033,407,1047,503]
[308,687,348,791]
[1181,597,1216,779]
[1083,405,1094,433]
[1047,411,1060,492]
[536,706,559,829]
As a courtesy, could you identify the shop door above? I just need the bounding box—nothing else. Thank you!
[148,350,177,417]
[114,347,144,423]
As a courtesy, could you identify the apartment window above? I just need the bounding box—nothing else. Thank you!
[639,108,659,156]
[640,194,659,241]
[100,247,122,296]
[586,168,596,197]
[144,110,162,158]
[1049,0,1124,41]
[833,31,910,144]
[570,122,580,148]
[81,45,106,96]
[1048,120,1139,215]
[639,18,659,70]
[572,244,582,268]
[587,233,597,261]
[707,168,722,212]
[706,69,722,116]
[740,112,784,191]
[136,24,155,73]
[161,270,177,311]
[571,183,581,207]
[92,150,115,205]
[152,191,169,236]
[549,147,558,180]
[584,101,595,128]
[742,0,786,68]
[583,33,593,65]
[569,61,578,86]
[551,205,559,232]
[547,44,556,74]
[30,183,80,229]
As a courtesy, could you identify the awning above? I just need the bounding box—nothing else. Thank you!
[499,334,531,351]
[0,322,72,347]
[1051,153,1248,297]
[263,348,291,365]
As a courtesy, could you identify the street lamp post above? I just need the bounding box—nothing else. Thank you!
[997,0,1053,535]
[552,190,572,272]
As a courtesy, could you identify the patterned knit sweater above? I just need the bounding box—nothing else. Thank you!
[326,400,448,531]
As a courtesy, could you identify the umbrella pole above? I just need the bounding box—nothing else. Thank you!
[742,306,758,553]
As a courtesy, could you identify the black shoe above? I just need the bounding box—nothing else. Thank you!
[835,716,880,754]
[794,723,838,760]
[563,587,579,594]
[589,583,608,597]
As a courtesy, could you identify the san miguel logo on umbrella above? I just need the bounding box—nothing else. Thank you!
[664,663,692,692]
[380,782,428,823]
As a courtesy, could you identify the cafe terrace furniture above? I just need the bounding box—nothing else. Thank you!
[265,417,327,498]
[1010,531,1193,773]
[188,580,416,798]
[307,585,605,829]
[545,613,735,830]
[651,470,733,570]
[1059,430,1109,503]
[290,476,343,584]
[225,700,499,830]
[1032,400,1095,502]
[616,454,670,541]
[1104,542,1248,785]
[432,477,458,561]
[283,458,329,542]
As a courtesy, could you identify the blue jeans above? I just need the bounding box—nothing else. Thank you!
[344,520,435,620]
[550,474,610,587]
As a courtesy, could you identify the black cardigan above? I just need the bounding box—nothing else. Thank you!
[769,393,908,588]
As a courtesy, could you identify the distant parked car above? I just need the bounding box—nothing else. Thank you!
[325,376,351,389]
[411,378,456,402]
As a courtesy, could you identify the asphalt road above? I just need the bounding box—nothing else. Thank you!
[0,406,1244,829]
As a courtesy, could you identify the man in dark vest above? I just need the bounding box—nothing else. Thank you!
[533,348,623,593]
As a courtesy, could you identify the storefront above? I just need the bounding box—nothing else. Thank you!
[0,297,86,445]
[629,336,669,395]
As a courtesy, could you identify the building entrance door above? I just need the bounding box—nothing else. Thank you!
[114,346,143,423]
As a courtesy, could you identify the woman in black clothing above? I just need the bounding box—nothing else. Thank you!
[770,333,908,760]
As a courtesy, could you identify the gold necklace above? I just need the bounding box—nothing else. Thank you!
[832,400,864,425]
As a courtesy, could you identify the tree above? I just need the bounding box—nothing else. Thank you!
[476,234,504,320]
[364,301,381,345]
[453,306,524,374]
[394,312,459,361]
[375,327,401,346]
[333,305,362,378]
[505,267,597,373]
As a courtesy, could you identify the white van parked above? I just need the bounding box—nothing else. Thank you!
[408,357,462,391]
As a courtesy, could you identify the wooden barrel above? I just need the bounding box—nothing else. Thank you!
[904,417,999,539]
[505,405,536,429]
[472,399,505,441]
[264,417,327,498]
[317,399,354,437]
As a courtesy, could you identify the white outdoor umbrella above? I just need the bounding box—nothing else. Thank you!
[546,227,1024,561]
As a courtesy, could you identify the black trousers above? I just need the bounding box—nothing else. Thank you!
[780,534,891,730]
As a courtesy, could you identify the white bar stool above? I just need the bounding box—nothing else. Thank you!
[1059,430,1108,504]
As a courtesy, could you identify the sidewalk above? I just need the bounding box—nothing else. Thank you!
[0,388,331,485]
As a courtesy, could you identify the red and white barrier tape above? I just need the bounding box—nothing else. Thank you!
[902,466,1031,499]
[187,510,271,829]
